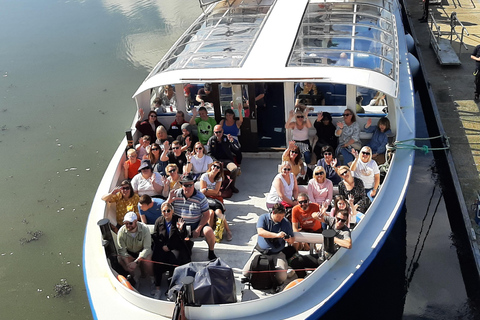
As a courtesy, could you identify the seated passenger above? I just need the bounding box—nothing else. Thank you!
[291,193,322,251]
[123,149,141,180]
[242,204,295,286]
[313,111,337,161]
[138,194,165,225]
[186,142,213,180]
[147,142,167,176]
[295,82,325,106]
[190,106,217,145]
[282,141,306,178]
[161,163,182,198]
[335,108,361,165]
[266,161,299,210]
[151,202,191,299]
[160,140,188,174]
[167,174,217,260]
[207,125,241,193]
[131,159,164,198]
[327,194,359,227]
[155,125,174,146]
[135,135,150,160]
[219,104,243,166]
[364,117,391,164]
[101,180,140,233]
[168,111,187,139]
[356,95,365,113]
[285,107,312,164]
[135,109,162,142]
[316,145,341,185]
[350,146,380,201]
[307,166,333,207]
[290,208,351,278]
[196,83,214,105]
[336,165,371,213]
[369,91,386,106]
[157,85,177,113]
[199,161,232,242]
[117,212,153,280]
[177,123,198,153]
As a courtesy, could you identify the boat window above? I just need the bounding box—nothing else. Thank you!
[151,85,178,114]
[288,1,398,80]
[146,0,275,79]
[295,82,346,107]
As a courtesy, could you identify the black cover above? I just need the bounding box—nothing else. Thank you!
[248,254,276,290]
[168,258,236,305]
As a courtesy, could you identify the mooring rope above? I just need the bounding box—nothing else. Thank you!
[387,135,450,154]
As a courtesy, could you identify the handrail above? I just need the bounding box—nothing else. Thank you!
[449,12,470,54]
[428,13,442,52]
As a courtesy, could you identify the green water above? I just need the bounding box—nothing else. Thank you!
[0,1,200,318]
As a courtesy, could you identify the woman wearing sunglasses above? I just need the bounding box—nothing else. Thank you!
[186,142,213,181]
[350,146,380,201]
[266,161,299,210]
[101,180,140,233]
[316,145,341,185]
[147,142,167,176]
[151,202,191,299]
[199,161,232,241]
[161,164,182,198]
[285,107,313,165]
[282,140,305,179]
[307,166,333,207]
[335,108,361,165]
[336,165,371,214]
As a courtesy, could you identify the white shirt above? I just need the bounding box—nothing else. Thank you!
[199,172,222,189]
[131,172,164,197]
[353,160,379,189]
[266,173,295,204]
[191,154,213,174]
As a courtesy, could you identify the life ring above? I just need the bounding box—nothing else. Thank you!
[117,275,134,290]
[283,278,304,291]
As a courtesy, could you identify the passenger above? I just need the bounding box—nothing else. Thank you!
[285,107,312,164]
[135,135,150,160]
[350,146,380,202]
[101,180,140,233]
[369,91,386,106]
[282,141,305,178]
[290,208,352,278]
[199,161,232,242]
[316,145,341,185]
[168,110,187,139]
[313,111,337,161]
[167,174,217,260]
[242,204,295,286]
[157,85,177,113]
[160,140,188,174]
[335,52,350,67]
[151,203,191,299]
[327,194,359,226]
[336,165,371,213]
[189,106,217,145]
[196,83,214,105]
[124,149,141,180]
[161,163,182,198]
[335,108,361,165]
[155,125,174,146]
[356,95,365,113]
[116,212,153,280]
[207,125,241,193]
[219,104,243,166]
[291,193,322,251]
[307,166,333,207]
[146,142,167,176]
[135,109,162,142]
[176,123,198,153]
[295,82,325,106]
[266,161,299,210]
[131,159,164,198]
[363,117,391,164]
[186,142,213,181]
[138,194,165,225]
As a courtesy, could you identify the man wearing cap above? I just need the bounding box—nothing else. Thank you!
[167,174,217,260]
[189,106,217,145]
[207,125,241,193]
[168,111,188,139]
[177,123,198,153]
[117,211,153,278]
[131,159,164,197]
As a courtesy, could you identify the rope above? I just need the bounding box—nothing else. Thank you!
[387,135,450,154]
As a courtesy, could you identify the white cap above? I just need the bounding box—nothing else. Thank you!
[123,212,137,223]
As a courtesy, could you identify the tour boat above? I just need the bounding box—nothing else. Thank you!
[83,0,416,319]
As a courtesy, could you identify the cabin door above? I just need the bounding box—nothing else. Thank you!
[256,82,286,148]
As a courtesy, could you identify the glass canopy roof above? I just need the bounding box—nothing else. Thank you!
[147,0,275,80]
[288,1,398,79]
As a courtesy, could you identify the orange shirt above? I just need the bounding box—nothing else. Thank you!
[126,159,141,179]
[291,203,322,232]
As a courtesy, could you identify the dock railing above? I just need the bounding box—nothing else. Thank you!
[449,12,470,54]
[428,12,442,55]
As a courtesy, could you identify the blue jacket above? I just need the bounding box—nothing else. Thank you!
[364,126,391,155]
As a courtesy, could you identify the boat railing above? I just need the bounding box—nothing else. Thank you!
[449,12,469,55]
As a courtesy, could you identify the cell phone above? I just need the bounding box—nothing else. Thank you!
[284,234,291,239]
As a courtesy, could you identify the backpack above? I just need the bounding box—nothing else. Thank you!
[248,254,276,290]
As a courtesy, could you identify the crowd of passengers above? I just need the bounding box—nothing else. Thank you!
[102,84,393,298]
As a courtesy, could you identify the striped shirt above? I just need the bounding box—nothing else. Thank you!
[172,189,209,225]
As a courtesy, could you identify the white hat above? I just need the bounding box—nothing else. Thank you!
[123,212,137,223]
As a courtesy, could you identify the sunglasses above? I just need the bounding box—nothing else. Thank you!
[298,200,308,205]
[283,168,291,171]
[290,150,298,154]
[214,131,222,134]
[149,115,157,118]
[336,217,347,223]
[323,152,332,156]
[297,115,304,118]
[315,172,325,176]
[121,187,129,191]
[340,171,348,176]
[172,147,180,150]
[151,148,159,151]
[182,183,194,188]
[168,169,176,173]
[342,113,352,117]
[195,147,203,150]
[212,164,220,169]
[162,209,171,213]
[362,151,370,155]
[125,222,135,226]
